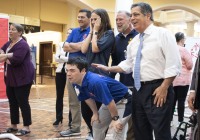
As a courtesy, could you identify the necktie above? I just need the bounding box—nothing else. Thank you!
[134,33,144,91]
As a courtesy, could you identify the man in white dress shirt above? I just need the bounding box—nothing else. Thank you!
[92,2,181,140]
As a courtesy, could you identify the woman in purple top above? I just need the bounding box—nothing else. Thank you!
[0,23,34,136]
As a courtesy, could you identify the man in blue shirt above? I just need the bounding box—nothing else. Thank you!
[66,57,132,140]
[60,9,91,138]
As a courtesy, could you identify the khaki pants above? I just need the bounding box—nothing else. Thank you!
[93,99,131,140]
[67,80,81,131]
[126,118,135,140]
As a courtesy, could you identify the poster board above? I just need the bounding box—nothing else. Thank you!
[185,37,200,70]
[0,15,9,100]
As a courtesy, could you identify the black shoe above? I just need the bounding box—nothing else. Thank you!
[53,119,63,125]
[2,128,18,133]
[15,129,31,136]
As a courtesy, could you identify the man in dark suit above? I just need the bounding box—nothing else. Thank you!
[188,50,200,139]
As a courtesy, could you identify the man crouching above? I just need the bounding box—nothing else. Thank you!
[66,57,132,140]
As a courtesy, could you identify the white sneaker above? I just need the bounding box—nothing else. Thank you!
[60,129,81,137]
[86,132,93,140]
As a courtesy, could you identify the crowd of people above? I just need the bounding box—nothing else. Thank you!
[0,2,200,140]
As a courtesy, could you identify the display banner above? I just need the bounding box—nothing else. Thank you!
[0,15,9,100]
[185,37,200,71]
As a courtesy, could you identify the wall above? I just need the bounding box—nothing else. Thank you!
[24,31,62,73]
[40,0,69,24]
[0,0,71,24]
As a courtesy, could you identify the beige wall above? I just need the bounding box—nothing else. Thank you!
[0,0,74,25]
[0,0,40,18]
[40,0,69,24]
[82,0,115,10]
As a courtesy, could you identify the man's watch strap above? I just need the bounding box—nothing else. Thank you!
[112,115,119,121]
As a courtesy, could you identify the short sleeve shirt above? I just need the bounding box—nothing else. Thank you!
[66,27,90,58]
[86,30,115,76]
[76,72,128,105]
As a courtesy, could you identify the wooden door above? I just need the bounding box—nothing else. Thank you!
[39,41,53,76]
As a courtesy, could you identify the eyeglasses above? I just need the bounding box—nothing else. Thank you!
[77,16,86,20]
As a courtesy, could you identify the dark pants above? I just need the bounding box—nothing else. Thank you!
[126,88,135,140]
[6,83,32,126]
[197,110,200,139]
[132,80,173,140]
[81,100,102,134]
[55,73,66,120]
[172,85,189,122]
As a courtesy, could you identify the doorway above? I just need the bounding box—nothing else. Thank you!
[39,41,53,76]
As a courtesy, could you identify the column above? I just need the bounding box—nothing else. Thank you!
[186,21,196,37]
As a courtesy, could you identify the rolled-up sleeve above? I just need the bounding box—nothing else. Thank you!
[118,42,134,74]
[162,30,182,78]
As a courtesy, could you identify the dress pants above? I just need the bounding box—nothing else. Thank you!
[93,98,131,140]
[67,80,81,131]
[126,117,135,140]
[55,72,66,121]
[6,83,32,126]
[126,88,135,140]
[132,81,173,140]
[197,110,200,139]
[172,85,189,122]
[81,100,102,134]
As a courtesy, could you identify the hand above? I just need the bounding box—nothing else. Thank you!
[188,91,196,112]
[63,42,70,51]
[91,113,100,126]
[6,58,11,64]
[91,63,109,72]
[0,49,5,54]
[90,20,93,33]
[93,18,101,32]
[152,85,168,107]
[112,120,123,133]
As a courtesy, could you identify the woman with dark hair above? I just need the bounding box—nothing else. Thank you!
[0,23,34,136]
[81,8,115,139]
[171,32,193,126]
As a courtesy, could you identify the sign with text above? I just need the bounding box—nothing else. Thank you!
[185,37,200,71]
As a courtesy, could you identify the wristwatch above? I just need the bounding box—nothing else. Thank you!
[112,115,119,121]
[94,32,98,35]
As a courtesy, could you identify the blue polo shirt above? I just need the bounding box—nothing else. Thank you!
[110,29,138,86]
[66,27,90,58]
[76,72,128,105]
